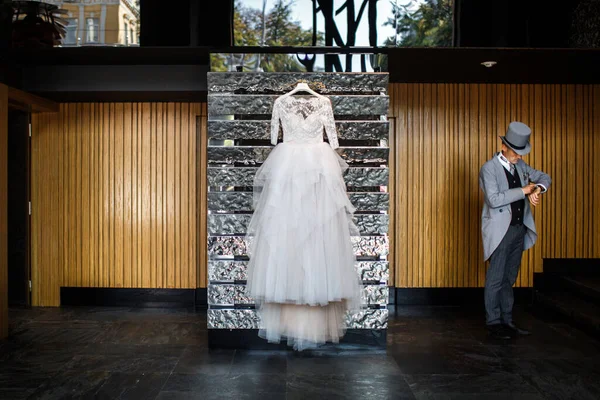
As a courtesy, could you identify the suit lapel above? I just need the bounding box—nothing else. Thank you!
[493,155,509,192]
[514,162,526,185]
[492,155,514,214]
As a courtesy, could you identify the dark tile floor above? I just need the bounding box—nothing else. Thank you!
[1,305,599,399]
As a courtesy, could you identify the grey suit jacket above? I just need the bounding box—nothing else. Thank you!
[479,154,551,261]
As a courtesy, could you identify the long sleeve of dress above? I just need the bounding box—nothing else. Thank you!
[322,98,339,150]
[270,100,281,146]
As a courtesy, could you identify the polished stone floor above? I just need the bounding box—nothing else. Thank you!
[1,305,599,399]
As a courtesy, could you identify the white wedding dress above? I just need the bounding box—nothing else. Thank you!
[246,94,362,351]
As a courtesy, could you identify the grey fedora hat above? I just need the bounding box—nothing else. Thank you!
[500,121,531,155]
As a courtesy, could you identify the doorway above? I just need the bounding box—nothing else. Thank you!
[8,110,31,306]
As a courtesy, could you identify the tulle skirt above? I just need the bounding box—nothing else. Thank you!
[246,141,362,351]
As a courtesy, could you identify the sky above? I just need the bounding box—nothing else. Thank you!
[240,0,418,45]
[237,0,422,71]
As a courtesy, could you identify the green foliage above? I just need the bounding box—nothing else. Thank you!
[384,0,453,47]
[210,54,228,72]
[233,1,262,46]
[212,0,321,72]
[262,0,316,71]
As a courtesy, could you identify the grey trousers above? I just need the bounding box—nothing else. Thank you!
[484,224,526,325]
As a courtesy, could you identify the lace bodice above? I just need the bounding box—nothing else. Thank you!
[270,95,339,149]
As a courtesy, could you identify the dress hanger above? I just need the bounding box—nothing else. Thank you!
[282,81,324,98]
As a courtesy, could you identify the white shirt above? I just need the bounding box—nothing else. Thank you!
[497,153,547,193]
[497,153,513,172]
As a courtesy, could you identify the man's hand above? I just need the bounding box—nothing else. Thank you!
[528,187,542,207]
[522,183,537,195]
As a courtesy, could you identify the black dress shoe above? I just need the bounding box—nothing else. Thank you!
[487,324,511,340]
[505,322,531,336]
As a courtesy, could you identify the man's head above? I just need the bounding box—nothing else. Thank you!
[501,143,523,164]
[500,121,531,162]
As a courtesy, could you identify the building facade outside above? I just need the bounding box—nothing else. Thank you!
[41,0,139,46]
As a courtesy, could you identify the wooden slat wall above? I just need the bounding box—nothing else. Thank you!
[389,83,600,288]
[31,111,62,307]
[0,84,8,337]
[197,111,208,289]
[29,84,599,306]
[31,103,206,306]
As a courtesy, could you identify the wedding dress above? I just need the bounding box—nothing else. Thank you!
[246,91,362,351]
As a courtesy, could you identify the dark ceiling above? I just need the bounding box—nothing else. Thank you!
[1,0,598,102]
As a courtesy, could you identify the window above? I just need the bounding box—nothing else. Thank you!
[124,22,129,45]
[86,17,99,43]
[130,27,135,44]
[234,0,452,48]
[63,18,78,45]
[224,0,453,72]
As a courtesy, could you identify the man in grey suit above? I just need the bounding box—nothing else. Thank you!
[479,121,551,339]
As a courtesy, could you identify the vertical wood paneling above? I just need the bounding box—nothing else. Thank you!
[409,84,416,287]
[181,103,190,289]
[141,103,152,288]
[155,103,163,288]
[390,83,600,288]
[440,84,449,287]
[29,84,598,305]
[581,86,589,258]
[477,84,487,285]
[101,103,109,287]
[423,84,432,287]
[457,84,466,288]
[149,104,156,288]
[187,105,195,287]
[88,104,95,286]
[594,86,600,257]
[166,103,175,288]
[69,104,77,286]
[31,111,62,306]
[108,103,115,287]
[81,104,90,287]
[560,86,568,257]
[400,84,409,287]
[388,115,396,287]
[197,105,208,288]
[31,102,204,306]
[114,103,124,287]
[0,84,8,336]
[468,84,479,287]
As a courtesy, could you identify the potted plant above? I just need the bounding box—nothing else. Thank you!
[10,0,67,48]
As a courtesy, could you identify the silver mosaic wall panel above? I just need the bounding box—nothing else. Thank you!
[207,308,389,330]
[207,72,390,334]
[208,192,389,212]
[348,193,390,212]
[208,309,261,330]
[208,94,389,116]
[207,167,389,187]
[208,260,389,284]
[207,235,389,258]
[208,120,389,141]
[207,284,388,307]
[346,309,389,329]
[207,72,388,94]
[351,236,390,258]
[356,261,390,283]
[208,261,248,282]
[208,214,389,236]
[208,147,389,166]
